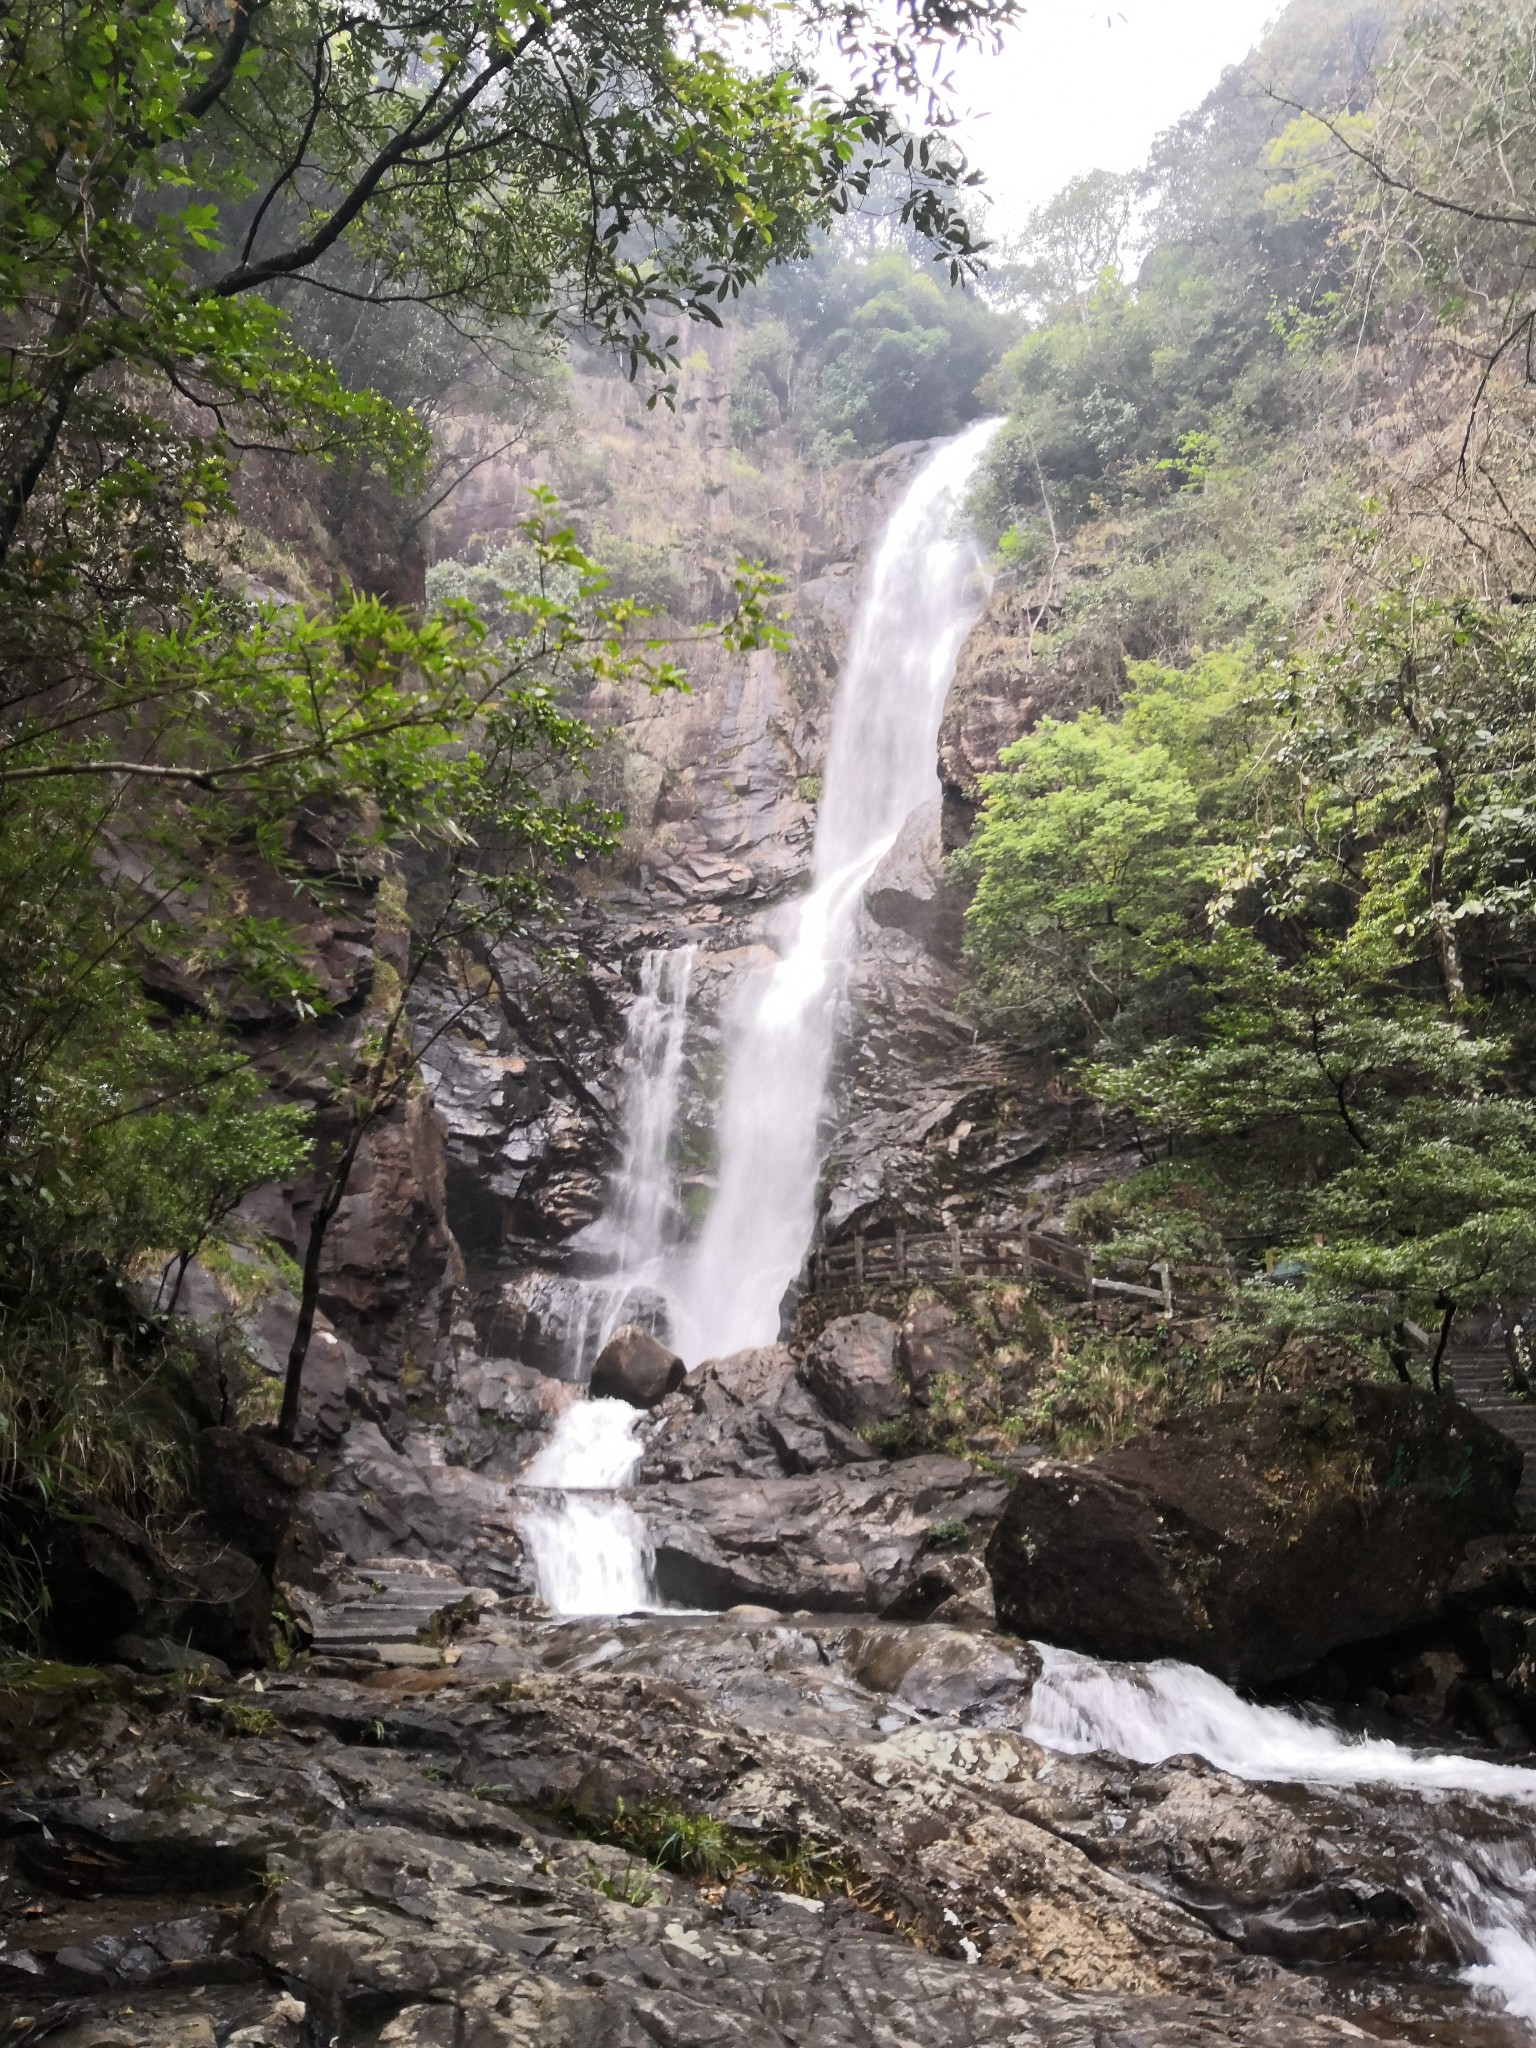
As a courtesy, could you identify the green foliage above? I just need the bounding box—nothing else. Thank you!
[965,2,1387,676]
[218,1699,281,1739]
[809,253,1009,456]
[0,0,1016,1501]
[960,652,1259,1042]
[966,591,1536,1371]
[1023,1331,1207,1456]
[583,1857,660,1908]
[560,1796,847,1898]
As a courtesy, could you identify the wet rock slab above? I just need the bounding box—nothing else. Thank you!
[989,1384,1523,1684]
[638,1455,1008,1611]
[0,1617,1448,2048]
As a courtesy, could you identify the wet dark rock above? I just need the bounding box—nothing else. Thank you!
[864,799,963,959]
[109,1635,232,1679]
[1449,1531,1536,1613]
[306,1423,532,1598]
[589,1323,685,1408]
[1479,1606,1536,1713]
[988,1383,1522,1684]
[638,1344,873,1482]
[196,1428,309,1569]
[44,1506,271,1669]
[3,1606,1509,2047]
[882,1547,997,1629]
[639,1455,1008,1611]
[841,1623,1039,1718]
[483,1270,596,1383]
[799,1312,904,1431]
[898,1302,979,1404]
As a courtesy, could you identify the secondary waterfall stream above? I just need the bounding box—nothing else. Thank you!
[510,949,695,1614]
[671,417,1003,1362]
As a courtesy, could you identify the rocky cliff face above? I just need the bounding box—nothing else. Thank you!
[189,359,1131,1463]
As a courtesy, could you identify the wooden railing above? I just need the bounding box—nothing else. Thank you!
[805,1225,1233,1316]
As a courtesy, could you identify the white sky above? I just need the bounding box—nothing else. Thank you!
[946,0,1284,230]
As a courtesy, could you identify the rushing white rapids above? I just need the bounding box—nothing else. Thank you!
[670,419,1002,1361]
[514,1397,655,1615]
[1026,1642,1536,2027]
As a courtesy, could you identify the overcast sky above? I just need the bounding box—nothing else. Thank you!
[947,0,1283,230]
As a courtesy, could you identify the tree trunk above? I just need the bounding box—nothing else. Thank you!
[275,1113,370,1445]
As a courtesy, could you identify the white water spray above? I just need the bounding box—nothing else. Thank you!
[671,420,1001,1361]
[513,948,694,1614]
[515,1397,654,1615]
[571,944,696,1372]
[1025,1642,1536,2029]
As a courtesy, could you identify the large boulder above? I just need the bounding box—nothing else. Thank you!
[799,1313,904,1431]
[197,1427,310,1569]
[589,1324,685,1409]
[639,1344,874,1482]
[44,1500,274,1668]
[987,1383,1522,1685]
[864,799,963,959]
[640,1455,1008,1612]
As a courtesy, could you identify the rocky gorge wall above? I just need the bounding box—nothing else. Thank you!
[203,358,1101,1461]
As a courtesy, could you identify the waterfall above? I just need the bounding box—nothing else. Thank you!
[570,944,696,1373]
[513,946,693,1616]
[513,1397,655,1616]
[670,420,1002,1362]
[1025,1643,1536,2026]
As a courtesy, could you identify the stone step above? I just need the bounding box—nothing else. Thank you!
[1443,1351,1536,1516]
[292,1557,499,1660]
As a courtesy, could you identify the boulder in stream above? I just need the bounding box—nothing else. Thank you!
[589,1323,685,1408]
[639,1343,874,1481]
[987,1382,1522,1684]
[640,1454,1008,1611]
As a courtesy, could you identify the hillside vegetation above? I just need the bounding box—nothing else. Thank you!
[961,0,1536,1387]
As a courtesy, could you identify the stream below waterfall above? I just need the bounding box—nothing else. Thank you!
[501,425,1536,2040]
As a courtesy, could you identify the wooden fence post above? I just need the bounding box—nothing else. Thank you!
[895,1225,906,1282]
[948,1221,962,1277]
[1155,1261,1174,1319]
[1019,1229,1033,1281]
[854,1230,865,1289]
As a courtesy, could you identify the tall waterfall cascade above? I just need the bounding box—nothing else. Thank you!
[513,422,1003,1618]
[671,417,1003,1362]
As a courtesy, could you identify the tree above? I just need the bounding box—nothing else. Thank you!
[810,250,1008,454]
[0,0,1020,1497]
[960,652,1260,1042]
[963,600,1536,1379]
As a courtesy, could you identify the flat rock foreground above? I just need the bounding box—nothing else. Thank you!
[2,1603,1534,2048]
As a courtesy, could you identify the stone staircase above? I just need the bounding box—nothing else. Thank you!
[289,1558,500,1666]
[1445,1346,1536,1522]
